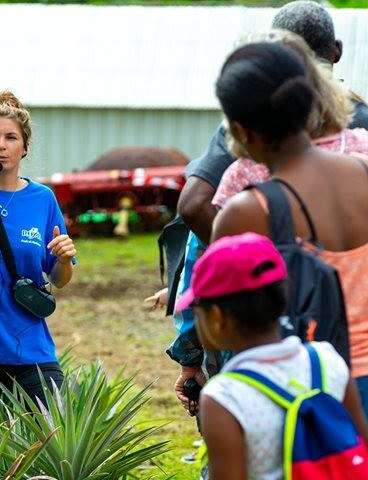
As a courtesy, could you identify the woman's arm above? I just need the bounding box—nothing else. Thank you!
[47,226,76,289]
[49,260,74,289]
[200,394,247,480]
[343,376,368,445]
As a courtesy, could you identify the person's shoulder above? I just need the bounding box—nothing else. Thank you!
[312,340,343,358]
[352,99,368,114]
[28,180,53,193]
[212,187,268,241]
[312,341,349,390]
[184,158,199,179]
[223,189,257,215]
[350,99,368,130]
[27,181,58,202]
[202,370,252,402]
[224,158,244,176]
[190,122,235,188]
[348,127,368,142]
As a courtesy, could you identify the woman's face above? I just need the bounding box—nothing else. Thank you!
[0,118,26,173]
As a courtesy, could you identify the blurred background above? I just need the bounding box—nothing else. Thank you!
[1,0,365,179]
[1,2,366,478]
[1,0,366,236]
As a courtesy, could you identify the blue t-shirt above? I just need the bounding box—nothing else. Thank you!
[0,180,67,365]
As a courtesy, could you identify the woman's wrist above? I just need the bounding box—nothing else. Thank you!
[57,257,73,266]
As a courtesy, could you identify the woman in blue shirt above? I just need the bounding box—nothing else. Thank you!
[0,91,76,405]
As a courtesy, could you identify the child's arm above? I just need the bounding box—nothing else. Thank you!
[343,376,368,445]
[200,394,247,480]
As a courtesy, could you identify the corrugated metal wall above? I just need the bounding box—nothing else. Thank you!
[22,108,222,178]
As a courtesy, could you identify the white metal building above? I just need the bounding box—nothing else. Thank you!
[0,4,367,176]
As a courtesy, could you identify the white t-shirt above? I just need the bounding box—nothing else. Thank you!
[201,336,349,480]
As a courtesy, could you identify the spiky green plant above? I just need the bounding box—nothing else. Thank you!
[0,362,169,479]
[0,416,55,479]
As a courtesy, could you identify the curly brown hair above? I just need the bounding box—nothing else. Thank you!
[227,30,353,157]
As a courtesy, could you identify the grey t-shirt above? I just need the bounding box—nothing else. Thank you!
[350,100,368,130]
[187,123,235,189]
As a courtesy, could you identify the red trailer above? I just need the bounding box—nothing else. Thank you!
[39,165,186,236]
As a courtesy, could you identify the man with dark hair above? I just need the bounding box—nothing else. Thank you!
[178,0,368,245]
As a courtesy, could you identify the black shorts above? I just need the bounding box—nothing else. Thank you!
[0,362,64,406]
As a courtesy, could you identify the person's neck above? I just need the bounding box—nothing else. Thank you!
[0,172,22,192]
[258,131,313,174]
[230,328,282,354]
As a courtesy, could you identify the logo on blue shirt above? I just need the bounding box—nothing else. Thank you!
[21,227,42,246]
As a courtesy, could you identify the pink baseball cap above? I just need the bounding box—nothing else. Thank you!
[175,233,287,312]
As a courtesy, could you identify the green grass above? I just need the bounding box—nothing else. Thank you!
[75,233,159,269]
[51,234,201,479]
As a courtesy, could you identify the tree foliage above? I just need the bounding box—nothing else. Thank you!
[0,0,316,6]
[329,0,368,6]
[2,0,368,6]
[3,0,367,7]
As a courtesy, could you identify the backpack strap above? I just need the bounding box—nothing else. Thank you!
[0,215,18,283]
[223,368,295,410]
[304,343,326,391]
[250,179,319,245]
[251,181,295,245]
[223,346,326,406]
[273,179,318,244]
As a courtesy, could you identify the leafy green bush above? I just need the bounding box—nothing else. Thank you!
[0,1,320,6]
[330,0,368,7]
[0,361,169,479]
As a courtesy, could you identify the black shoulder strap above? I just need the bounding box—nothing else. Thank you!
[158,233,166,285]
[253,181,296,245]
[273,178,318,244]
[0,216,18,282]
[251,179,318,245]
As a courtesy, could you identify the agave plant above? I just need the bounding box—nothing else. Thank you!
[0,416,55,480]
[0,361,169,479]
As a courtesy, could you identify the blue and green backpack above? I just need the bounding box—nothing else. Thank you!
[221,344,368,480]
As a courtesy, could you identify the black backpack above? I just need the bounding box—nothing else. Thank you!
[252,179,350,365]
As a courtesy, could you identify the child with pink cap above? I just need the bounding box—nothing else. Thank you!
[176,233,368,480]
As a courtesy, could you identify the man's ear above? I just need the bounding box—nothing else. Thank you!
[333,39,343,64]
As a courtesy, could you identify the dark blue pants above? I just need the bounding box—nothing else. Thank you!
[0,363,63,406]
[356,375,368,418]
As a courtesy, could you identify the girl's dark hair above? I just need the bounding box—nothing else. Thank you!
[216,42,315,144]
[197,281,287,336]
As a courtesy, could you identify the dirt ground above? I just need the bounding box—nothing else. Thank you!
[49,236,201,479]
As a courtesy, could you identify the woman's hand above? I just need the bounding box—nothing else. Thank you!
[47,226,76,264]
[48,226,76,289]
